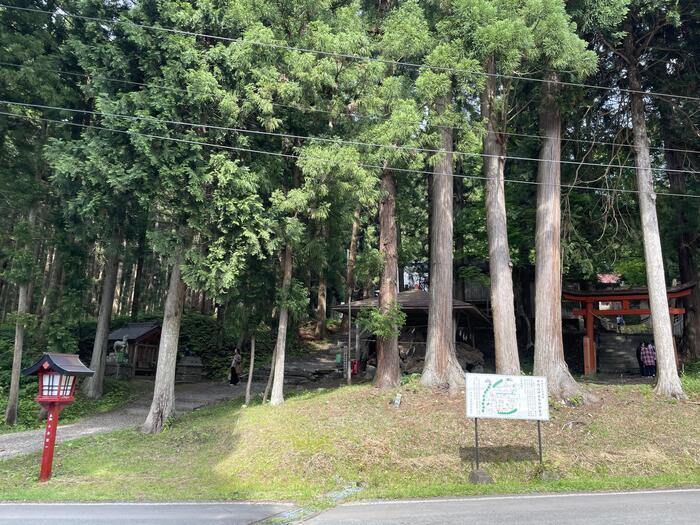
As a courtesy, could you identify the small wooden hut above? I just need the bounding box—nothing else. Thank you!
[107,322,161,376]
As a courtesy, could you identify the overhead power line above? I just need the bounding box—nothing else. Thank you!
[2,3,700,104]
[3,60,700,158]
[1,109,698,200]
[2,98,699,176]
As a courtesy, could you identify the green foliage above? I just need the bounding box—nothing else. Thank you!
[615,257,647,286]
[357,303,407,339]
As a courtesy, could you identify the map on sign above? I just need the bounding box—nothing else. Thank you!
[465,373,549,421]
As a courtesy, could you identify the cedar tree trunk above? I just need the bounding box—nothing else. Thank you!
[374,169,401,389]
[533,74,581,400]
[625,42,684,398]
[422,102,465,391]
[270,244,293,406]
[142,249,186,433]
[83,243,120,399]
[4,218,34,427]
[245,333,255,405]
[482,58,521,375]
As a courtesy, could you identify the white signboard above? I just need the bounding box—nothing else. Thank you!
[466,373,549,421]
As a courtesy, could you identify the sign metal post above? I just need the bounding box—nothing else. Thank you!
[466,373,549,482]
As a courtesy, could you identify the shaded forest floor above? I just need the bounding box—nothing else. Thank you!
[0,371,698,503]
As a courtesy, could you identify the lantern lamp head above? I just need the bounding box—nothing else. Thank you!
[22,353,94,405]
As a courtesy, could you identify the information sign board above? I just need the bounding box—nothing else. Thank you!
[466,373,549,421]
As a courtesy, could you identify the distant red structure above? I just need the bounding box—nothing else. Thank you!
[563,282,695,375]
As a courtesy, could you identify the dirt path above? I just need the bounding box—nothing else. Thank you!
[0,380,261,459]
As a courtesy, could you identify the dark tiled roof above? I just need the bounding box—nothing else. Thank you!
[22,353,94,376]
[108,322,160,342]
[333,289,490,324]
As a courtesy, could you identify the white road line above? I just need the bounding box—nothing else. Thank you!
[0,501,295,507]
[342,488,700,506]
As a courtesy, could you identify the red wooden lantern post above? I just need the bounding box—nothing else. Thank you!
[22,353,94,481]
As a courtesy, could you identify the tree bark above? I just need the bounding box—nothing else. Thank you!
[340,207,361,332]
[39,248,63,333]
[4,277,31,425]
[245,333,255,405]
[142,248,186,433]
[5,207,38,424]
[374,169,401,389]
[625,37,684,398]
[533,74,581,400]
[422,101,465,391]
[482,58,521,375]
[82,242,120,399]
[263,344,276,404]
[314,224,329,339]
[270,244,293,406]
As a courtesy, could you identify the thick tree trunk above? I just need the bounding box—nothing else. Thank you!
[245,333,255,405]
[533,75,581,400]
[142,249,186,433]
[82,243,120,399]
[340,207,361,332]
[374,169,401,389]
[270,244,293,406]
[422,103,465,391]
[481,59,521,375]
[626,48,684,398]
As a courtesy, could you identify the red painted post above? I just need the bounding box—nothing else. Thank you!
[39,403,61,482]
[583,301,596,375]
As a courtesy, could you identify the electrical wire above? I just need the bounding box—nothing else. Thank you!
[2,3,700,103]
[3,60,700,157]
[2,98,699,176]
[1,109,698,199]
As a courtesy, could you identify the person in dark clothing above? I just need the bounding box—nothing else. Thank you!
[229,349,242,385]
[640,341,656,377]
[636,342,644,376]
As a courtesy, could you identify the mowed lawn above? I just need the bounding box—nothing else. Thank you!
[0,377,699,503]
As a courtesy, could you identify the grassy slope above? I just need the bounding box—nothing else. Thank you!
[0,374,698,503]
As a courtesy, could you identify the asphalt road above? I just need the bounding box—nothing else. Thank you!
[0,502,294,525]
[307,488,700,524]
[2,489,699,524]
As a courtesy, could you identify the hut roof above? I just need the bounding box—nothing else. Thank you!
[22,352,94,377]
[333,289,490,324]
[108,322,161,342]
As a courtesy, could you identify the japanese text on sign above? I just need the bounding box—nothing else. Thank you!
[466,373,549,421]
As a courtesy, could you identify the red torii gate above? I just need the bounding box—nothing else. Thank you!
[563,282,695,375]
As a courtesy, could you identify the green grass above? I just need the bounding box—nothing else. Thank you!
[0,379,139,435]
[0,378,698,503]
[681,362,700,395]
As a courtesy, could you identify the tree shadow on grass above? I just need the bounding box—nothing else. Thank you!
[459,445,539,465]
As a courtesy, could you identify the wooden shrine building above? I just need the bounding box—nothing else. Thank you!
[107,322,161,376]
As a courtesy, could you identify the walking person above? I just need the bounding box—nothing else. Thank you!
[647,340,657,377]
[229,349,242,385]
[616,314,626,333]
[640,340,656,378]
